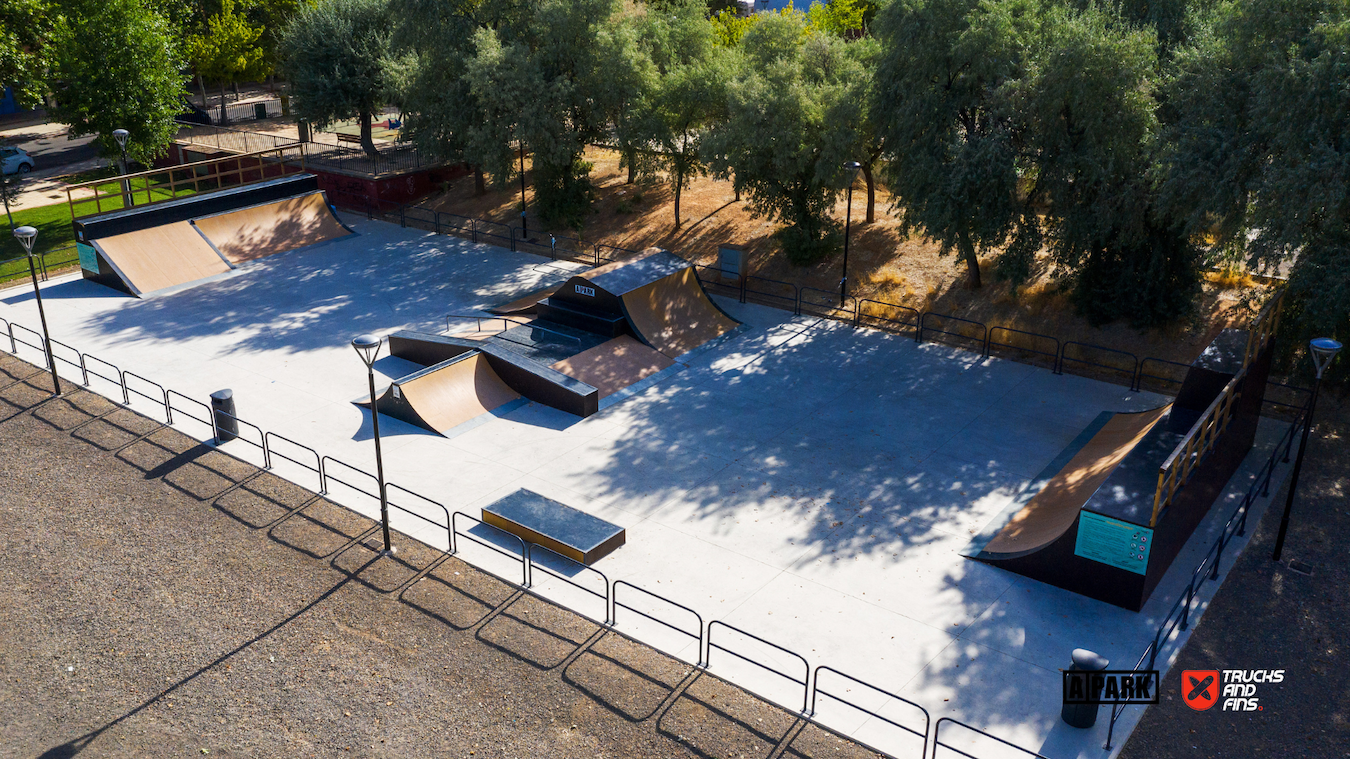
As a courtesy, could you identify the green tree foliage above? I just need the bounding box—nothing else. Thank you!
[458,0,632,230]
[280,0,396,156]
[638,0,734,227]
[1164,0,1350,368]
[0,0,53,109]
[49,0,187,165]
[1022,4,1200,326]
[807,0,875,37]
[707,11,866,264]
[710,8,755,46]
[871,0,1036,287]
[189,0,268,123]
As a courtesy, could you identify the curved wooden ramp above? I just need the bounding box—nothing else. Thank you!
[192,191,352,264]
[976,405,1170,558]
[90,221,232,297]
[363,351,521,436]
[621,266,739,359]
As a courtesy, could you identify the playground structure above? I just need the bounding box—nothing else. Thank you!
[966,297,1282,610]
[69,168,352,297]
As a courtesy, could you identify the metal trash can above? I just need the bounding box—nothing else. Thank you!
[1062,648,1110,728]
[210,389,238,444]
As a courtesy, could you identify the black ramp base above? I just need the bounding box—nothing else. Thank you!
[481,489,626,565]
[74,174,321,242]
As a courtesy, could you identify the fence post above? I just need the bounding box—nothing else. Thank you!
[399,205,406,228]
[1054,344,1065,375]
[434,211,441,235]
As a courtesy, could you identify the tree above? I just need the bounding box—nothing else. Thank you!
[189,0,268,124]
[460,0,633,230]
[706,11,865,264]
[281,0,396,156]
[1163,0,1350,367]
[1022,3,1200,327]
[872,0,1037,287]
[0,0,53,109]
[49,0,187,165]
[640,0,733,227]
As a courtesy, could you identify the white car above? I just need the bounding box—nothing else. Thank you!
[1,145,35,175]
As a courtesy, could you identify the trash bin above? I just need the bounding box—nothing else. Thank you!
[1061,648,1110,728]
[210,389,238,444]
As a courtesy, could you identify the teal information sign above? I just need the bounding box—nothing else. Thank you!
[1075,511,1152,575]
[77,242,99,274]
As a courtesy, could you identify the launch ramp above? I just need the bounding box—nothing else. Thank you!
[87,221,232,296]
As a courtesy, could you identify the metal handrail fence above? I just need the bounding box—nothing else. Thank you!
[1059,342,1140,386]
[706,620,811,714]
[612,580,706,667]
[1101,397,1304,749]
[810,666,930,759]
[175,121,301,154]
[857,299,921,339]
[526,543,612,626]
[986,327,1061,371]
[0,306,1303,759]
[798,288,856,321]
[919,312,988,353]
[934,718,1050,759]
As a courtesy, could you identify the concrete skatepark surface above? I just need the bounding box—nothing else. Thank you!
[0,215,1296,759]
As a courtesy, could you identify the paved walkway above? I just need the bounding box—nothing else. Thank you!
[0,216,1298,758]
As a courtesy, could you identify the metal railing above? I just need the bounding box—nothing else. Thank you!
[175,121,300,154]
[1102,392,1305,749]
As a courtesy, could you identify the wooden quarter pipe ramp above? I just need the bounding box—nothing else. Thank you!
[88,221,232,296]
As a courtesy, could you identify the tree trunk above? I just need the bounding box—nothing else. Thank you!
[957,228,982,288]
[862,162,876,224]
[359,111,378,156]
[674,171,683,229]
[473,167,486,196]
[197,74,207,107]
[626,149,636,184]
[219,81,228,125]
[232,81,240,99]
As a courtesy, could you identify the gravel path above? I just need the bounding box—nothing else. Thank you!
[1120,391,1350,758]
[0,354,883,759]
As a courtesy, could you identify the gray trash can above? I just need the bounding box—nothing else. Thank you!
[1061,648,1110,728]
[210,389,238,443]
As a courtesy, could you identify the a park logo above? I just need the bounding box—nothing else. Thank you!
[1182,670,1220,711]
[1062,670,1160,705]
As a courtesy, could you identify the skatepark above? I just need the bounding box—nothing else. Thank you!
[0,180,1299,758]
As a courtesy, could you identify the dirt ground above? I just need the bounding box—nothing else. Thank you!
[420,146,1273,368]
[1120,389,1350,758]
[0,353,884,759]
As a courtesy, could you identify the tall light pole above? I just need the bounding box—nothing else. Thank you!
[840,161,862,307]
[2,174,14,228]
[353,334,395,556]
[1272,337,1342,562]
[113,128,134,209]
[13,226,61,397]
[518,141,528,238]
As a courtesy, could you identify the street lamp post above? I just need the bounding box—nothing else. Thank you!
[13,226,61,397]
[2,174,14,229]
[1271,337,1342,562]
[112,128,134,209]
[840,161,862,308]
[519,141,528,238]
[353,334,395,556]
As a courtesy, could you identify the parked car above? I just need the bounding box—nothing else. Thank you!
[178,98,213,126]
[1,145,35,175]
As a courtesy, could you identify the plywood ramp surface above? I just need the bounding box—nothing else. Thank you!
[550,335,674,398]
[488,286,557,316]
[982,405,1170,556]
[399,353,521,432]
[622,268,738,358]
[92,221,231,295]
[193,192,351,264]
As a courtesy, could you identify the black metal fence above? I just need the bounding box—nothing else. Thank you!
[175,122,300,154]
[304,141,431,177]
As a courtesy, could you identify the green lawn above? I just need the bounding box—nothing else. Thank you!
[1,171,200,285]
